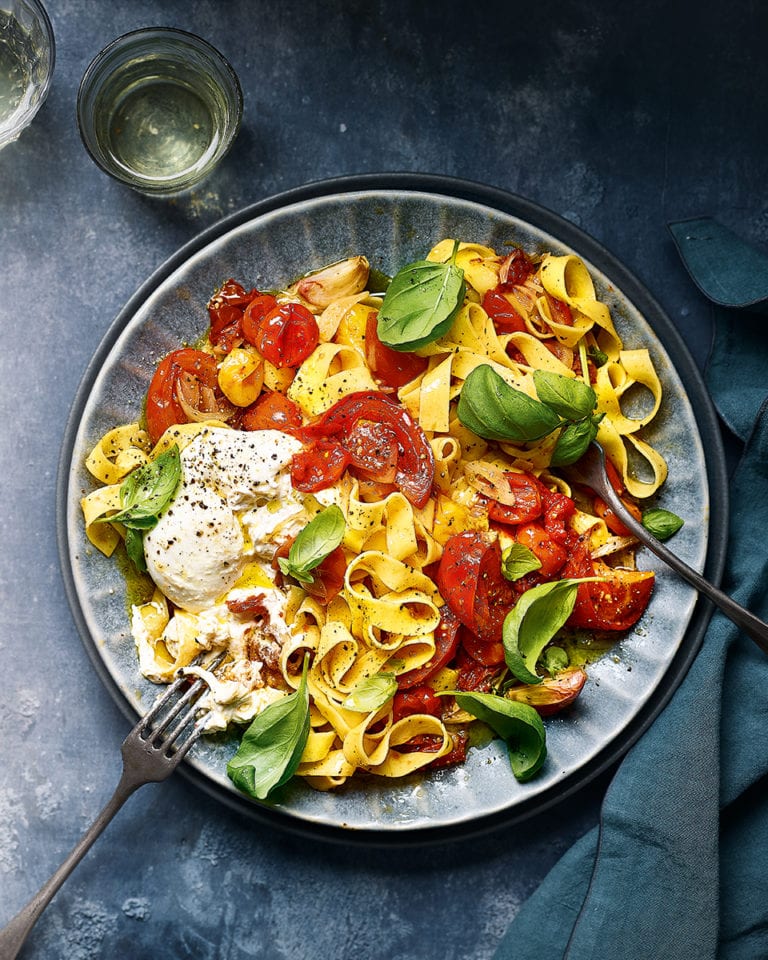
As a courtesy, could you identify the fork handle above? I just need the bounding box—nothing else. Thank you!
[0,771,141,960]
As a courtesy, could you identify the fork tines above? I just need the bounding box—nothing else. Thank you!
[139,651,226,759]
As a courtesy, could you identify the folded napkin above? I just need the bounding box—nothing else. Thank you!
[493,219,768,960]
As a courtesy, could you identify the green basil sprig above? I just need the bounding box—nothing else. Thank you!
[452,691,547,782]
[227,656,311,800]
[278,505,345,585]
[342,672,398,712]
[376,243,466,352]
[457,366,603,466]
[642,507,685,541]
[501,542,542,581]
[502,578,594,685]
[99,444,182,572]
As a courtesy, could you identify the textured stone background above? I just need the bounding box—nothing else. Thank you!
[1,1,766,957]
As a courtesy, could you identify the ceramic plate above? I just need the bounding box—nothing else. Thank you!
[57,174,727,843]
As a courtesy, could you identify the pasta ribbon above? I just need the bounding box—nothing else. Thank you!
[85,423,150,484]
[539,254,623,359]
[287,341,379,416]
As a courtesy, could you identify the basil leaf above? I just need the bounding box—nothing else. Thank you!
[376,256,466,351]
[642,508,685,541]
[502,579,587,684]
[278,505,345,585]
[533,370,597,421]
[542,646,569,675]
[550,417,600,467]
[587,345,609,367]
[501,542,542,581]
[227,656,311,800]
[107,445,182,529]
[453,691,547,782]
[124,527,147,572]
[342,672,397,712]
[457,364,561,442]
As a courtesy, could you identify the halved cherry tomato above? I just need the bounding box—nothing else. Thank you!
[345,418,399,482]
[498,248,535,288]
[456,649,499,692]
[246,301,319,368]
[240,293,279,346]
[290,440,350,492]
[544,291,574,327]
[397,606,462,689]
[436,531,520,642]
[364,313,429,388]
[482,289,527,334]
[591,458,643,536]
[145,348,221,445]
[301,544,347,604]
[487,471,543,525]
[299,391,434,508]
[515,523,568,579]
[459,628,505,666]
[208,279,258,351]
[241,391,303,433]
[540,485,577,545]
[563,543,654,631]
[392,685,442,722]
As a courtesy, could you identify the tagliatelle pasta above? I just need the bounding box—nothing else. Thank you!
[82,238,673,793]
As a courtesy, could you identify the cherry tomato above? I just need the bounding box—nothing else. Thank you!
[145,348,221,445]
[515,523,568,579]
[499,247,535,288]
[540,485,577,545]
[208,279,258,351]
[392,685,442,722]
[487,472,543,525]
[459,628,505,666]
[290,440,350,492]
[246,301,319,368]
[436,531,520,643]
[482,288,527,334]
[591,459,643,536]
[456,649,499,692]
[364,312,429,388]
[240,294,279,345]
[241,391,303,433]
[545,291,574,327]
[299,391,435,508]
[562,543,655,631]
[397,606,462,689]
[299,544,347,605]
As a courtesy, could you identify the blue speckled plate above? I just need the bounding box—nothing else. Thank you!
[57,174,727,843]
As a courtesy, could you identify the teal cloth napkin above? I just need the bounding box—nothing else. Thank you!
[493,219,768,960]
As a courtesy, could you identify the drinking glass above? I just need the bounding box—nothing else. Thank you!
[0,0,55,150]
[77,27,243,196]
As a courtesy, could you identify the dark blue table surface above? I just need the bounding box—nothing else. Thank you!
[2,2,766,957]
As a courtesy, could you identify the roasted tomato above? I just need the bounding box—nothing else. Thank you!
[364,313,429,388]
[436,531,520,643]
[514,523,568,579]
[563,543,654,631]
[241,390,303,433]
[244,300,319,368]
[397,606,462,689]
[208,279,259,351]
[482,288,527,334]
[290,440,350,492]
[299,391,435,508]
[392,685,442,721]
[240,293,279,346]
[487,472,544,525]
[145,348,224,445]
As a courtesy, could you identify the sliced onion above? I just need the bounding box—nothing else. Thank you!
[462,461,517,505]
[175,373,235,422]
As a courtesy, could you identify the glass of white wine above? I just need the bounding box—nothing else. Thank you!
[77,27,243,196]
[0,0,55,150]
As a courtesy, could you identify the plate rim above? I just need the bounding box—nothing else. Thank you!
[56,172,729,845]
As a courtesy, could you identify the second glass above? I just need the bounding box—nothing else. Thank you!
[77,27,243,196]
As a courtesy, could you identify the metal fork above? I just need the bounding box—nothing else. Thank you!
[0,654,224,960]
